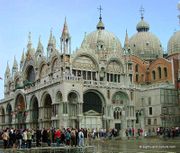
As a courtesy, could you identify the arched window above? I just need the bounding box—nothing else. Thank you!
[26,66,35,82]
[136,74,139,82]
[158,67,161,79]
[164,67,167,78]
[152,70,156,80]
[135,64,139,72]
[114,107,122,119]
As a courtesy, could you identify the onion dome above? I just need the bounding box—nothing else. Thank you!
[136,19,150,32]
[129,18,163,60]
[168,31,180,55]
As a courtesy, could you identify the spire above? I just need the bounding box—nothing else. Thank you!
[96,5,105,30]
[37,36,44,53]
[53,36,56,48]
[20,49,25,69]
[26,32,34,60]
[13,56,18,70]
[60,18,71,54]
[61,17,70,39]
[27,32,32,50]
[124,29,129,48]
[5,62,10,76]
[48,28,54,46]
[21,49,25,63]
[177,1,180,25]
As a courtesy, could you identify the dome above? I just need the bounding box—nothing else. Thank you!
[168,31,180,55]
[81,29,123,54]
[136,19,150,32]
[129,19,163,60]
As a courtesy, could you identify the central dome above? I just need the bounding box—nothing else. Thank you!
[81,16,123,55]
[82,29,123,54]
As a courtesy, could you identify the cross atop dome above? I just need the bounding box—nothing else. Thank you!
[139,5,145,20]
[98,5,103,21]
[96,5,105,30]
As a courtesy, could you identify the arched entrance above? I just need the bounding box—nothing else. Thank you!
[68,92,78,128]
[6,104,12,126]
[82,90,105,129]
[43,93,52,128]
[30,96,39,129]
[15,94,26,129]
[112,91,129,133]
[0,107,5,125]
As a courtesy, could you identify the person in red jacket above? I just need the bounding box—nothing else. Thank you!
[54,128,61,146]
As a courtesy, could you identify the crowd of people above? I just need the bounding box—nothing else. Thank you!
[1,126,179,150]
[0,127,118,149]
[125,127,180,139]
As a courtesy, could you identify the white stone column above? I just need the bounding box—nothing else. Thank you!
[120,110,127,139]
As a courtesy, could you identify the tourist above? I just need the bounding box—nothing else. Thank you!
[47,128,52,146]
[78,129,84,147]
[22,129,27,148]
[54,128,61,146]
[70,128,76,147]
[65,129,71,146]
[42,128,48,144]
[27,129,32,148]
[16,129,22,148]
[36,127,42,147]
[1,129,9,149]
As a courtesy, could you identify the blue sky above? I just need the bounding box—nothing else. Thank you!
[0,0,179,99]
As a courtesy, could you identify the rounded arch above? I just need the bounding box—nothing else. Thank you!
[25,65,35,82]
[15,93,26,128]
[106,58,124,73]
[41,92,52,124]
[68,91,79,120]
[0,106,5,124]
[55,91,63,103]
[67,90,79,103]
[39,63,48,79]
[15,94,26,112]
[72,53,99,70]
[42,93,52,107]
[30,95,39,128]
[83,89,105,114]
[6,103,12,124]
[51,56,59,73]
[112,91,129,105]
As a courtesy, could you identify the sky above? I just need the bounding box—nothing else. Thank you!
[0,0,179,99]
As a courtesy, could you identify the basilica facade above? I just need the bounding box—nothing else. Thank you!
[0,7,180,136]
